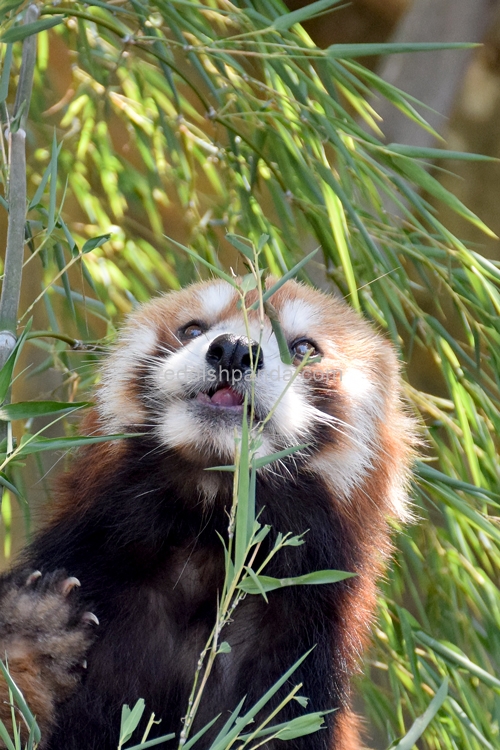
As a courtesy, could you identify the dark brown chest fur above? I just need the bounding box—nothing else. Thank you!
[6,441,378,750]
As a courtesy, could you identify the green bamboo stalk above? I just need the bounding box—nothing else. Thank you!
[0,4,39,447]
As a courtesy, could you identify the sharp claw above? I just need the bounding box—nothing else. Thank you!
[25,571,42,586]
[81,659,88,669]
[82,611,99,626]
[61,577,81,596]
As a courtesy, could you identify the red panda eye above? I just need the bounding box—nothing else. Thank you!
[291,339,319,364]
[180,323,206,340]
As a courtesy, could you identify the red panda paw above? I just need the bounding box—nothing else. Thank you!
[0,569,98,703]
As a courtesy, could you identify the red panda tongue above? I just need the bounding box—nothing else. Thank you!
[210,386,243,407]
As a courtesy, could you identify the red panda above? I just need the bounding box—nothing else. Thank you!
[0,278,414,750]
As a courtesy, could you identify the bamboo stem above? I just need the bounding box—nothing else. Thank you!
[12,5,39,133]
[0,5,39,451]
[0,128,26,342]
[0,4,39,346]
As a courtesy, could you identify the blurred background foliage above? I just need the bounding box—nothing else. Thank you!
[1,0,500,748]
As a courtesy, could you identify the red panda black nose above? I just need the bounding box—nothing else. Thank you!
[206,334,264,378]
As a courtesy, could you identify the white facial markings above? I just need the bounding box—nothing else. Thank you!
[342,365,384,449]
[308,364,385,498]
[156,401,236,458]
[279,298,321,336]
[387,478,413,522]
[153,333,212,398]
[196,282,236,318]
[93,282,410,518]
[309,447,371,499]
[97,325,159,431]
[148,309,323,456]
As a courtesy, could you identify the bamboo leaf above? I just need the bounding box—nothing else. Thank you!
[392,678,448,749]
[249,248,319,310]
[0,16,63,43]
[239,711,331,741]
[166,237,238,287]
[394,156,497,238]
[182,715,220,750]
[0,322,32,404]
[0,44,13,104]
[327,42,479,59]
[0,471,20,496]
[416,633,500,690]
[253,443,310,469]
[0,400,90,421]
[0,660,41,744]
[225,233,254,260]
[123,736,176,750]
[82,233,112,254]
[235,406,251,572]
[15,432,142,458]
[209,650,314,750]
[270,0,344,32]
[238,569,355,595]
[388,144,497,162]
[119,699,145,746]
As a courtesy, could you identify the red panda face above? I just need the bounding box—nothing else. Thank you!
[96,278,412,516]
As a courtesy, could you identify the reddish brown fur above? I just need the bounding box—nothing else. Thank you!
[0,279,415,750]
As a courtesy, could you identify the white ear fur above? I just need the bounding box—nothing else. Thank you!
[97,325,158,431]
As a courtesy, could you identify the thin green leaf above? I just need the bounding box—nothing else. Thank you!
[0,321,32,404]
[47,130,58,235]
[0,44,13,104]
[392,678,448,749]
[208,697,246,749]
[0,660,41,744]
[238,569,355,595]
[0,16,63,43]
[270,0,344,31]
[250,248,320,309]
[15,432,142,458]
[82,233,112,254]
[268,312,293,365]
[416,633,500,690]
[119,699,146,746]
[0,400,90,421]
[0,720,16,750]
[235,406,251,572]
[209,650,314,750]
[182,715,220,750]
[417,462,499,501]
[121,736,176,750]
[0,472,20,496]
[388,144,497,162]
[225,233,254,260]
[327,42,479,58]
[243,565,269,602]
[249,711,330,741]
[253,443,310,469]
[54,242,76,321]
[0,0,24,22]
[394,156,497,238]
[165,237,238,286]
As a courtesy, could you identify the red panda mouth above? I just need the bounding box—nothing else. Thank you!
[195,385,244,411]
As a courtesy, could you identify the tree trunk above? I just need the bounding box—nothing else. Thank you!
[376,0,497,146]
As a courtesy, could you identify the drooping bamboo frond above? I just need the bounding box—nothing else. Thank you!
[0,1,499,747]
